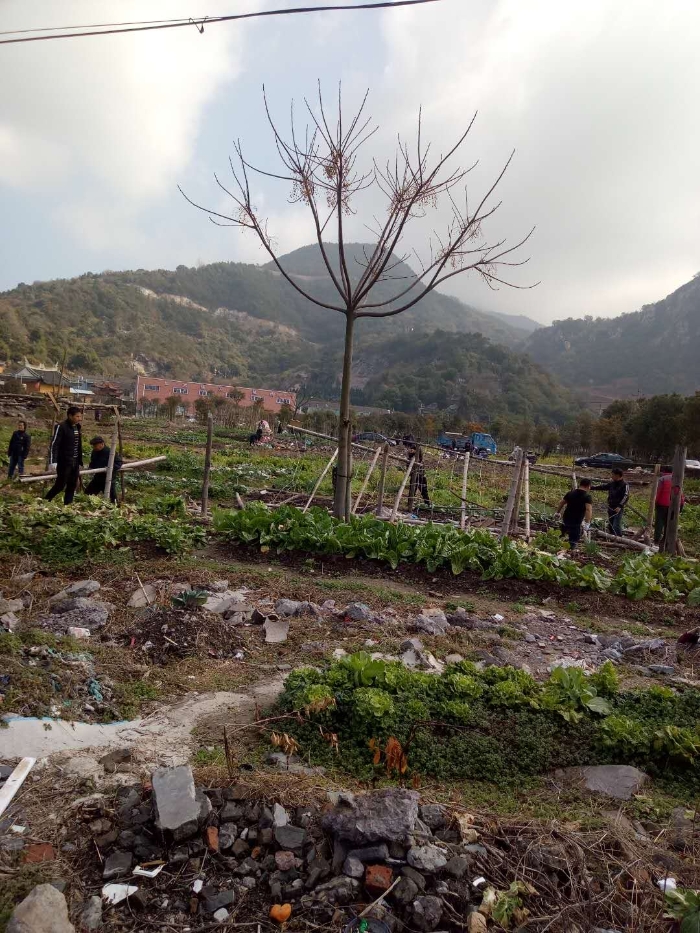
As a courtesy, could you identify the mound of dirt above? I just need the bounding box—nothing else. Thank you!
[125,608,243,664]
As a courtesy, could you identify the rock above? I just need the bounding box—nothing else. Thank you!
[365,864,393,894]
[412,611,450,636]
[471,649,502,667]
[6,884,75,933]
[445,855,470,879]
[100,748,132,773]
[266,752,324,776]
[0,597,24,615]
[80,896,103,931]
[445,653,464,664]
[342,602,373,622]
[407,844,447,873]
[44,604,111,632]
[103,850,132,880]
[343,855,365,878]
[203,591,245,614]
[203,891,235,914]
[648,664,675,676]
[597,634,622,649]
[273,803,289,827]
[601,648,623,662]
[419,805,447,831]
[275,850,296,871]
[347,844,390,863]
[411,895,443,932]
[213,909,230,923]
[23,843,55,863]
[264,616,290,644]
[670,807,694,851]
[322,789,420,845]
[275,825,307,850]
[313,876,361,905]
[51,580,101,602]
[275,598,303,616]
[152,765,202,841]
[210,579,230,592]
[401,866,427,891]
[583,633,599,645]
[582,765,649,800]
[127,584,157,608]
[1,611,20,632]
[401,641,444,673]
[393,875,420,907]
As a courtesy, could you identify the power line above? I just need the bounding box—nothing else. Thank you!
[0,17,195,37]
[0,0,445,46]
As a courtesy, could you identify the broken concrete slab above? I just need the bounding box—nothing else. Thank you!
[152,764,201,841]
[323,789,420,845]
[574,765,649,800]
[264,616,290,644]
[50,580,101,604]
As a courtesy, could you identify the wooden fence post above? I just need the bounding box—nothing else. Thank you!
[523,458,531,542]
[510,454,527,534]
[103,423,119,502]
[459,452,471,531]
[663,445,686,556]
[644,463,661,544]
[375,443,390,516]
[115,407,125,503]
[201,412,214,516]
[391,459,415,523]
[500,447,523,539]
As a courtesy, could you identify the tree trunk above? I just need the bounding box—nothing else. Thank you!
[333,312,355,520]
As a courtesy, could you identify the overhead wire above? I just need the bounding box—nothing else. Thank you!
[0,0,445,46]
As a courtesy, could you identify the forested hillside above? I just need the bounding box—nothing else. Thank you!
[525,274,700,396]
[0,246,578,423]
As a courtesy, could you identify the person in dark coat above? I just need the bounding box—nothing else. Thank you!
[591,467,630,536]
[46,407,83,505]
[84,436,122,502]
[8,419,31,478]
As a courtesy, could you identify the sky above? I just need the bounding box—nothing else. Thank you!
[0,0,699,324]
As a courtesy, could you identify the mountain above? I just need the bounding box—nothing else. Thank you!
[0,245,578,423]
[524,274,700,399]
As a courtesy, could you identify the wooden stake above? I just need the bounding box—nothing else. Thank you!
[375,443,390,517]
[201,412,214,516]
[0,758,35,818]
[663,445,686,556]
[116,407,125,503]
[523,458,531,542]
[510,453,526,534]
[353,445,382,515]
[644,463,661,544]
[500,447,523,539]
[302,448,338,513]
[391,459,415,523]
[103,423,118,502]
[19,455,166,483]
[459,452,471,531]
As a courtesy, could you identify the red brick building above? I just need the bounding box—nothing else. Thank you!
[135,376,295,414]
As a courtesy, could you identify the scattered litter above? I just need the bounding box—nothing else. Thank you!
[472,876,487,888]
[10,824,27,834]
[192,879,203,894]
[102,883,138,906]
[657,877,677,892]
[133,863,164,878]
[492,614,504,622]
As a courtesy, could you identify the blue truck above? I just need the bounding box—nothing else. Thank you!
[437,431,497,455]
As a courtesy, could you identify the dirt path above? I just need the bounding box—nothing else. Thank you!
[0,676,285,771]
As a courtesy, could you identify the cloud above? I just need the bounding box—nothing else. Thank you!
[376,0,700,321]
[0,0,251,241]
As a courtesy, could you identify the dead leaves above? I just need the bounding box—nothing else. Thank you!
[368,736,408,775]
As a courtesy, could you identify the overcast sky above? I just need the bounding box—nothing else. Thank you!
[1,0,698,324]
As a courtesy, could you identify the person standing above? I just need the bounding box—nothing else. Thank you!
[84,436,122,503]
[7,419,31,478]
[592,467,630,536]
[555,478,593,550]
[46,407,83,505]
[654,468,685,546]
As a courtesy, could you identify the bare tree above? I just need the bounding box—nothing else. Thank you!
[181,85,534,520]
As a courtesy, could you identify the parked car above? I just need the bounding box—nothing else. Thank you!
[574,452,634,470]
[509,449,538,465]
[352,431,397,446]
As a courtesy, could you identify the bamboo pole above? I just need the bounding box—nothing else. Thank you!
[459,452,471,531]
[510,454,526,534]
[103,423,118,502]
[375,443,390,517]
[201,412,214,516]
[288,423,409,463]
[663,445,686,556]
[19,455,166,483]
[593,528,649,551]
[500,447,523,539]
[643,463,661,544]
[302,448,338,513]
[391,459,415,523]
[353,445,382,515]
[523,458,531,542]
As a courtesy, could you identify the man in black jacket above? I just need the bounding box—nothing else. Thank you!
[592,467,630,536]
[84,436,122,502]
[46,407,83,505]
[7,419,31,478]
